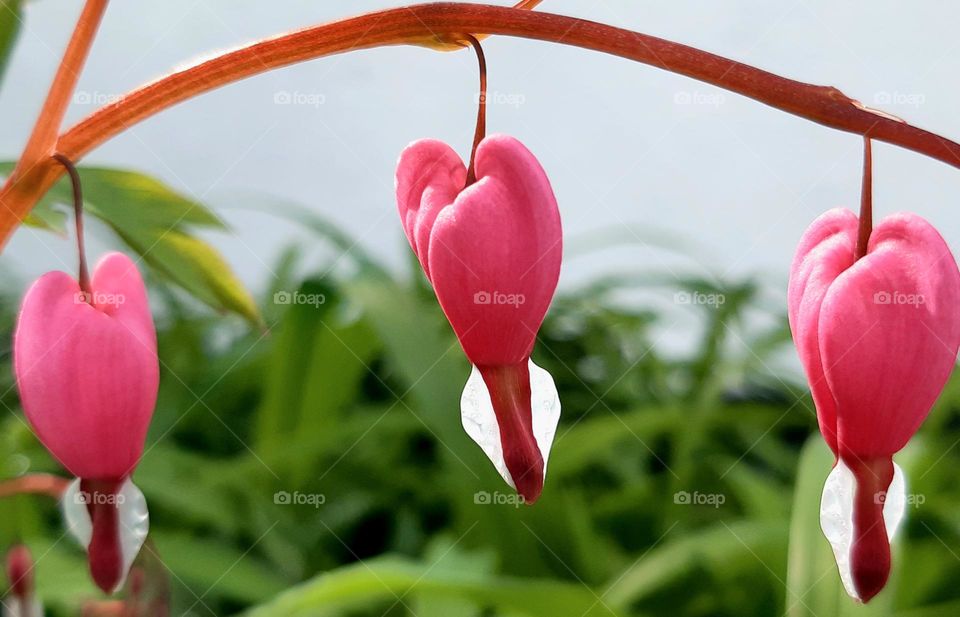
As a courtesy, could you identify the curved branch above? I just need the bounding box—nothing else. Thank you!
[19,0,109,168]
[2,2,959,246]
[0,473,69,499]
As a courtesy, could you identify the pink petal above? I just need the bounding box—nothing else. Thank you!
[395,138,467,280]
[788,208,858,454]
[819,212,960,457]
[14,252,159,480]
[425,134,562,365]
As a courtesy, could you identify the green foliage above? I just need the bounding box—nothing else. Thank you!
[2,200,960,616]
[0,163,261,325]
[0,1,22,87]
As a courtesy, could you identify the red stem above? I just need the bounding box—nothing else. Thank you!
[53,153,92,296]
[855,138,873,260]
[2,3,960,247]
[0,473,69,499]
[18,0,108,166]
[464,34,487,187]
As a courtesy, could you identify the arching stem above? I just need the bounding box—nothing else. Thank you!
[464,34,487,187]
[18,0,108,171]
[0,473,69,499]
[3,4,960,247]
[855,137,873,260]
[52,153,91,298]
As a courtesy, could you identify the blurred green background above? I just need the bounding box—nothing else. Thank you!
[2,168,960,617]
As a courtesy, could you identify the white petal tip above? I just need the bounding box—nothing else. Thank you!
[819,459,906,600]
[2,597,43,617]
[460,359,561,491]
[62,477,150,592]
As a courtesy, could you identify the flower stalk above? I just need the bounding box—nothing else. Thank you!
[52,153,92,297]
[3,0,107,240]
[855,138,873,260]
[463,34,486,187]
[18,0,108,169]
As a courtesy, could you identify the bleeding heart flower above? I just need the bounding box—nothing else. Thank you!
[5,543,41,617]
[396,134,562,504]
[788,208,960,602]
[14,252,157,594]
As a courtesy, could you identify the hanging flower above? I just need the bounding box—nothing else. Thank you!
[396,134,563,503]
[788,208,960,601]
[5,543,41,617]
[14,252,156,594]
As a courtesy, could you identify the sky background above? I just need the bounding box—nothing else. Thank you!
[2,1,959,340]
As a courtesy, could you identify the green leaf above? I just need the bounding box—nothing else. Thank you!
[240,556,618,617]
[0,162,260,324]
[150,530,288,603]
[896,600,960,617]
[603,520,787,608]
[121,228,259,325]
[255,278,380,480]
[0,0,23,88]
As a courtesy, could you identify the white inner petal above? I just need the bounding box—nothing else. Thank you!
[62,477,150,593]
[2,597,43,617]
[819,459,906,600]
[460,359,561,489]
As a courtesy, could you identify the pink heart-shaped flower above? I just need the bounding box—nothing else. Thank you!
[788,208,960,601]
[396,134,562,503]
[15,252,159,480]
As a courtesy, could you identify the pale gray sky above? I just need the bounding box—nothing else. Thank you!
[3,0,959,313]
